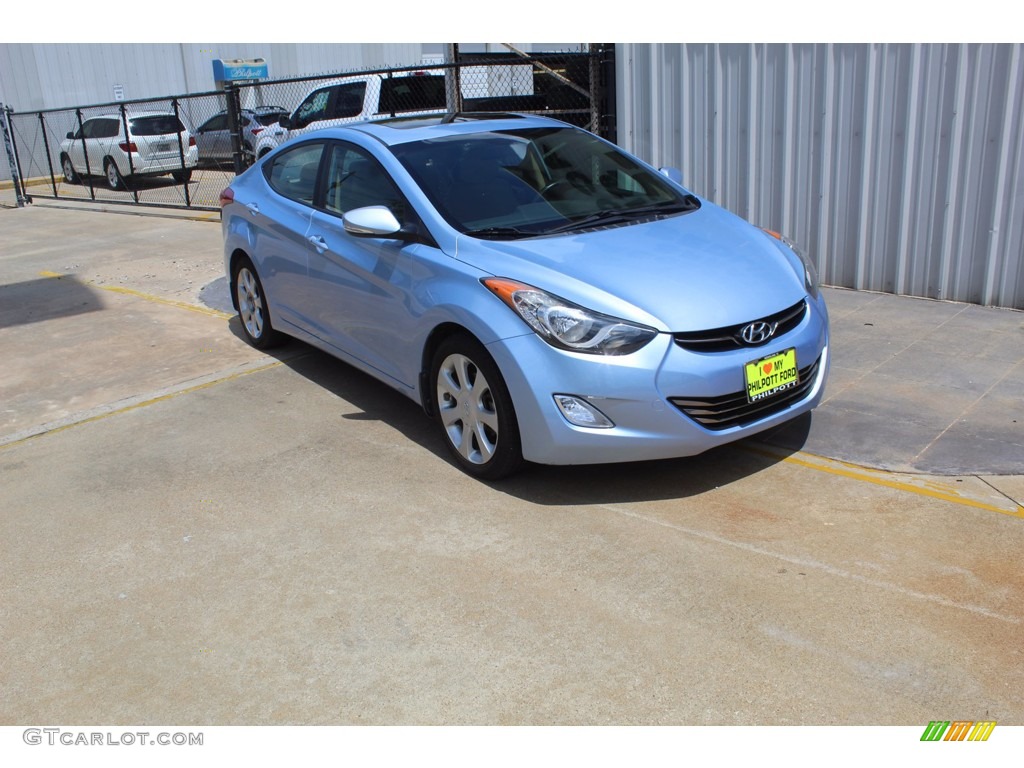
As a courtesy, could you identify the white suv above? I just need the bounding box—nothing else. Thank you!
[59,112,199,189]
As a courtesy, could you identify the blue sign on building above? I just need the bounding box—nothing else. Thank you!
[212,58,269,82]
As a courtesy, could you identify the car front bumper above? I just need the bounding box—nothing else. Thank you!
[487,295,830,466]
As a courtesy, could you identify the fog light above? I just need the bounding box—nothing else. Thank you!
[553,394,614,428]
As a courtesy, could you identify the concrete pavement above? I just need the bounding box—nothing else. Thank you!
[1,202,1021,726]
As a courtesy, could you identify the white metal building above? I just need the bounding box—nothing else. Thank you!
[616,43,1024,309]
[0,43,436,111]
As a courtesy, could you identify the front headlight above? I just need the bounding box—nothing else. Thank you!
[482,278,657,355]
[762,229,819,299]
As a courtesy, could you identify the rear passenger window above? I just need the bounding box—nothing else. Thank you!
[97,118,121,138]
[378,76,446,115]
[331,82,367,119]
[130,115,185,136]
[264,143,325,206]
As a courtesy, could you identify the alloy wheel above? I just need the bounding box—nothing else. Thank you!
[436,353,500,466]
[236,267,264,340]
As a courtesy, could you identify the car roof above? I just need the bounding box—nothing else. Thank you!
[89,111,178,120]
[339,112,574,147]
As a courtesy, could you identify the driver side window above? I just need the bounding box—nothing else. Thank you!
[323,143,404,219]
[295,88,331,128]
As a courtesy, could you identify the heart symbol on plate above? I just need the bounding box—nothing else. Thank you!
[763,362,773,375]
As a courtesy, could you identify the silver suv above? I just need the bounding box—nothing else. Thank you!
[59,112,199,189]
[194,106,288,166]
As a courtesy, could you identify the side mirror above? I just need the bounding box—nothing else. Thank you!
[342,205,429,245]
[66,131,75,140]
[659,167,684,185]
[343,206,403,237]
[278,116,292,130]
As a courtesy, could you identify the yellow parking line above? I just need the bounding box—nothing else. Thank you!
[0,361,283,451]
[39,270,232,318]
[21,269,1024,518]
[744,444,1024,518]
[98,284,232,318]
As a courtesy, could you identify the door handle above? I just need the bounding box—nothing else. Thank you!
[308,235,328,254]
[245,202,260,216]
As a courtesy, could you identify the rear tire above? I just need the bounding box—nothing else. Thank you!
[104,158,124,190]
[172,169,193,184]
[233,257,283,349]
[431,333,523,480]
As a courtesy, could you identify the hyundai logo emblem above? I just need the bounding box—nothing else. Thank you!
[739,321,777,345]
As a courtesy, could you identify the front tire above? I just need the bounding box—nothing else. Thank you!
[431,334,523,480]
[61,155,79,184]
[233,258,282,349]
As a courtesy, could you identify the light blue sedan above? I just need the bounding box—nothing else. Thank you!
[221,113,829,479]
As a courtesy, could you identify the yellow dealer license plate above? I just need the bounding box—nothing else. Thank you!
[744,348,799,403]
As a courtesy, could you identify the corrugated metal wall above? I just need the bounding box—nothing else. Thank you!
[617,43,1024,309]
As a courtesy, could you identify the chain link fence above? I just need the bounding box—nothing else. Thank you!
[3,49,614,212]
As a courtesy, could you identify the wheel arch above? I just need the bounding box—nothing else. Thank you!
[419,322,480,417]
[227,248,253,311]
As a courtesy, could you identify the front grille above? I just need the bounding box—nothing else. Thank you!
[669,357,821,431]
[673,299,807,352]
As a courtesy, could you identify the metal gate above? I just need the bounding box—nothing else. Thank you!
[1,47,615,213]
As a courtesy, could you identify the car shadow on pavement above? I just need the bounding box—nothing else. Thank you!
[245,332,812,507]
[0,274,105,330]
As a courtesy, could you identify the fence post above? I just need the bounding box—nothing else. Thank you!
[38,112,59,197]
[444,44,462,114]
[594,44,617,144]
[1,104,29,207]
[118,105,140,202]
[224,82,245,175]
[171,98,192,207]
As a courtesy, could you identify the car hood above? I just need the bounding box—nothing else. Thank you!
[448,200,808,332]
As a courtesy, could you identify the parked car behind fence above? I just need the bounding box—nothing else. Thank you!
[194,106,289,166]
[59,112,198,189]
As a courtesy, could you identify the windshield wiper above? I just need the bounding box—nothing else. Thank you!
[462,226,537,240]
[546,196,700,235]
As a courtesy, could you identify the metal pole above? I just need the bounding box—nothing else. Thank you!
[1,104,29,207]
[171,98,192,207]
[38,111,59,197]
[118,104,140,202]
[73,109,97,200]
[598,44,617,144]
[444,44,462,114]
[224,83,244,175]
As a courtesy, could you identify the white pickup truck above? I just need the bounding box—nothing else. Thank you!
[251,73,447,159]
[251,71,547,159]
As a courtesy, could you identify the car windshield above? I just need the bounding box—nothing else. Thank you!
[390,126,698,238]
[129,115,185,136]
